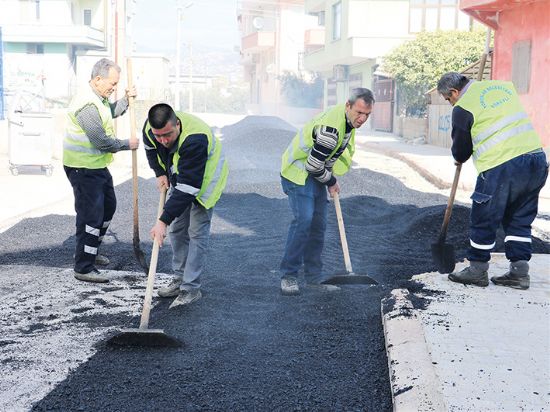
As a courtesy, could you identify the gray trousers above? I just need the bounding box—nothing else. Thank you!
[168,201,213,291]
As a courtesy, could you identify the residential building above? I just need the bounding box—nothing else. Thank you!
[460,0,549,145]
[0,0,110,104]
[238,0,320,124]
[303,0,475,131]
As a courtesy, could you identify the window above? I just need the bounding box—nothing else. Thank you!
[409,0,471,33]
[512,40,531,94]
[332,2,341,41]
[327,80,337,106]
[83,9,92,26]
[35,0,40,20]
[27,44,44,54]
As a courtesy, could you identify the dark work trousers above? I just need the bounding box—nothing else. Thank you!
[64,166,117,274]
[468,150,548,263]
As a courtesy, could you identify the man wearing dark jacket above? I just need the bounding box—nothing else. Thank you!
[437,72,548,290]
[142,103,228,307]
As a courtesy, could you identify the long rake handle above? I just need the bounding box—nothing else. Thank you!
[127,58,140,247]
[139,189,167,330]
[333,192,354,274]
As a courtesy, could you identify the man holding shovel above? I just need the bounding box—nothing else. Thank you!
[143,103,228,308]
[64,58,139,283]
[279,88,375,295]
[437,72,548,290]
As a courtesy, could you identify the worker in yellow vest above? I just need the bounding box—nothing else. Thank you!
[143,103,228,308]
[437,72,548,290]
[279,88,375,295]
[64,58,139,283]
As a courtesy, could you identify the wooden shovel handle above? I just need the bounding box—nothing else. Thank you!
[333,192,354,274]
[127,58,140,240]
[139,188,167,330]
[438,163,461,243]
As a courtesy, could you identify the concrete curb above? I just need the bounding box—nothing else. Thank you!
[381,289,447,412]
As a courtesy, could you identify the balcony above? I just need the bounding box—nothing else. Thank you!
[305,0,326,13]
[460,0,526,29]
[304,28,325,52]
[304,35,410,73]
[241,31,275,53]
[2,24,106,48]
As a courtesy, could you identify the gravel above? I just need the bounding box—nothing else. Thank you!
[0,115,547,411]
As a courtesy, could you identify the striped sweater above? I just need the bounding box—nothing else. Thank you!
[306,120,354,186]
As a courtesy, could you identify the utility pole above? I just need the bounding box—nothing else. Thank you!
[174,6,182,110]
[175,1,193,110]
[188,43,193,113]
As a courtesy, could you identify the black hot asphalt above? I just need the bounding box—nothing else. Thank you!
[0,116,547,411]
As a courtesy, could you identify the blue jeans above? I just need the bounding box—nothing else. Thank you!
[468,150,548,262]
[280,176,328,283]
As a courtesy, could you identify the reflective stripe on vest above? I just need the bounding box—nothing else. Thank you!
[455,81,542,173]
[280,104,355,185]
[63,85,114,168]
[285,129,309,173]
[145,112,228,209]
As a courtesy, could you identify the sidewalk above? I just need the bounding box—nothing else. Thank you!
[356,130,550,237]
[0,149,154,233]
[354,131,550,411]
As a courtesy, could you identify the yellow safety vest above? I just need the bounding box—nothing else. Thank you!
[281,104,355,185]
[144,112,228,209]
[63,85,114,168]
[455,80,542,173]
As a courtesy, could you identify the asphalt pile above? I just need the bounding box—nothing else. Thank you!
[220,115,296,189]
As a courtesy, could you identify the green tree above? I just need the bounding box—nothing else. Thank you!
[383,30,488,117]
[279,71,323,108]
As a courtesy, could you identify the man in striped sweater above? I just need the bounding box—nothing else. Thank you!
[279,88,375,295]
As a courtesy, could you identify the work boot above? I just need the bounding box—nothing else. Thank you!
[280,277,300,296]
[306,283,341,292]
[448,261,489,287]
[72,254,110,266]
[169,289,202,309]
[95,254,110,266]
[158,278,183,298]
[74,268,109,283]
[491,260,530,290]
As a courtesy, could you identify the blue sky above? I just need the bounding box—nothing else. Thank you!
[132,0,240,56]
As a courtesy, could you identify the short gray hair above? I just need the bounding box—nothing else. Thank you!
[91,58,121,79]
[437,72,470,96]
[348,88,375,106]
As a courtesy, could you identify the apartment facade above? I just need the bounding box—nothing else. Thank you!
[461,0,549,145]
[0,0,111,104]
[304,0,474,114]
[238,0,320,122]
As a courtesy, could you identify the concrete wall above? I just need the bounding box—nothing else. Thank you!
[4,46,73,102]
[395,116,428,141]
[427,104,452,148]
[492,2,549,144]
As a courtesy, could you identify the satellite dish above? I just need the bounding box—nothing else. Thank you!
[252,16,264,30]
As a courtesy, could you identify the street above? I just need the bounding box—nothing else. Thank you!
[0,116,548,411]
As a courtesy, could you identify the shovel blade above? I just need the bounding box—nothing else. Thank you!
[322,272,378,286]
[107,328,182,348]
[133,240,149,275]
[431,242,456,274]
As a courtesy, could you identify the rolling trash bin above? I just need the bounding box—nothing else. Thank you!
[8,111,54,176]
